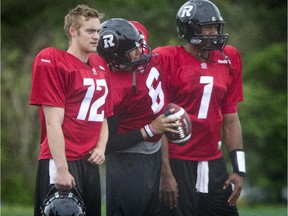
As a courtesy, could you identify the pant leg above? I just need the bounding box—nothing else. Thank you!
[197,157,239,216]
[34,160,51,216]
[34,157,102,216]
[161,159,198,216]
[106,151,162,216]
[68,156,102,216]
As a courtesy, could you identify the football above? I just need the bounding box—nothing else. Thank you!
[164,103,192,146]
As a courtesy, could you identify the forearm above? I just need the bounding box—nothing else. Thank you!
[106,129,145,154]
[223,113,246,176]
[106,112,180,154]
[96,118,109,152]
[106,115,146,154]
[161,135,172,174]
[43,106,68,170]
[223,113,243,151]
[48,126,68,169]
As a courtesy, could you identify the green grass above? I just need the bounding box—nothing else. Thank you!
[1,204,107,216]
[239,204,287,216]
[1,205,33,216]
[1,204,287,216]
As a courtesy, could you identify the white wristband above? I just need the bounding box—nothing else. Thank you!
[144,124,154,138]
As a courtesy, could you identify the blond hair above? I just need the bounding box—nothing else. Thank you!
[64,5,104,38]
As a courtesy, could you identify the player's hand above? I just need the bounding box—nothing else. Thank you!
[151,109,181,135]
[160,171,179,209]
[88,147,105,165]
[223,173,244,206]
[55,167,76,190]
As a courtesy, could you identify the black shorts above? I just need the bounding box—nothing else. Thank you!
[33,156,101,216]
[106,150,162,216]
[162,157,239,216]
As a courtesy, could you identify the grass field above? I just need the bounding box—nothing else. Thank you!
[1,204,287,216]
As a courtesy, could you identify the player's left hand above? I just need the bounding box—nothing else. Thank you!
[159,171,179,209]
[88,147,105,165]
[223,173,244,206]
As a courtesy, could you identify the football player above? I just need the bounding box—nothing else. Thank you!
[30,5,113,216]
[97,18,180,216]
[154,0,246,215]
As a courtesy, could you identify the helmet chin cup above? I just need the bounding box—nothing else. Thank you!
[189,34,229,51]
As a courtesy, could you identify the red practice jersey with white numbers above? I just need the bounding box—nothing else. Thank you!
[110,54,166,143]
[30,47,113,161]
[154,45,243,161]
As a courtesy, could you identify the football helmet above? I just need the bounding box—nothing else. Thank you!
[130,20,149,44]
[40,186,86,216]
[176,0,229,51]
[97,18,152,71]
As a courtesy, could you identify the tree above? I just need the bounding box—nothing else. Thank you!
[240,43,287,202]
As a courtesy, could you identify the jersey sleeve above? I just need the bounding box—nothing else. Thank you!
[221,46,243,114]
[30,48,65,107]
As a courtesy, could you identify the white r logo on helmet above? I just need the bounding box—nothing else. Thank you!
[103,34,115,48]
[181,5,194,17]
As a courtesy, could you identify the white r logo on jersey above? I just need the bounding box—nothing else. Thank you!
[103,34,115,48]
[181,6,194,17]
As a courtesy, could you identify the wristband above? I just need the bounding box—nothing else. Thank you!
[229,149,246,177]
[144,124,156,138]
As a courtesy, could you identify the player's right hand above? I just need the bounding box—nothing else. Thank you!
[55,167,76,190]
[151,109,181,135]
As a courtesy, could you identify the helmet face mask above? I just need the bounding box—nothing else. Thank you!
[41,186,86,216]
[97,18,152,72]
[176,0,229,51]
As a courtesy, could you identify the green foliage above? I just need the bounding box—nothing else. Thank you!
[240,43,287,201]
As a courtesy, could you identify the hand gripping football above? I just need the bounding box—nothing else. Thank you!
[164,103,192,145]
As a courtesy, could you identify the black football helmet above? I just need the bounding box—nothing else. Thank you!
[40,186,86,216]
[97,18,152,71]
[176,0,229,51]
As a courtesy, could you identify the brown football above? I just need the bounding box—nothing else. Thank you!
[164,103,192,146]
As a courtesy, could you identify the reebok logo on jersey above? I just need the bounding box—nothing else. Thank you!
[218,59,230,64]
[41,59,51,63]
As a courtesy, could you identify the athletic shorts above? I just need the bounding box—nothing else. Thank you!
[33,155,101,216]
[106,150,163,216]
[162,157,239,216]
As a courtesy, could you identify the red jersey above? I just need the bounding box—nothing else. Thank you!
[153,45,243,161]
[110,55,166,142]
[30,48,113,161]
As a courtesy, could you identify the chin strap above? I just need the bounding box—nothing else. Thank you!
[220,50,232,75]
[132,70,136,94]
